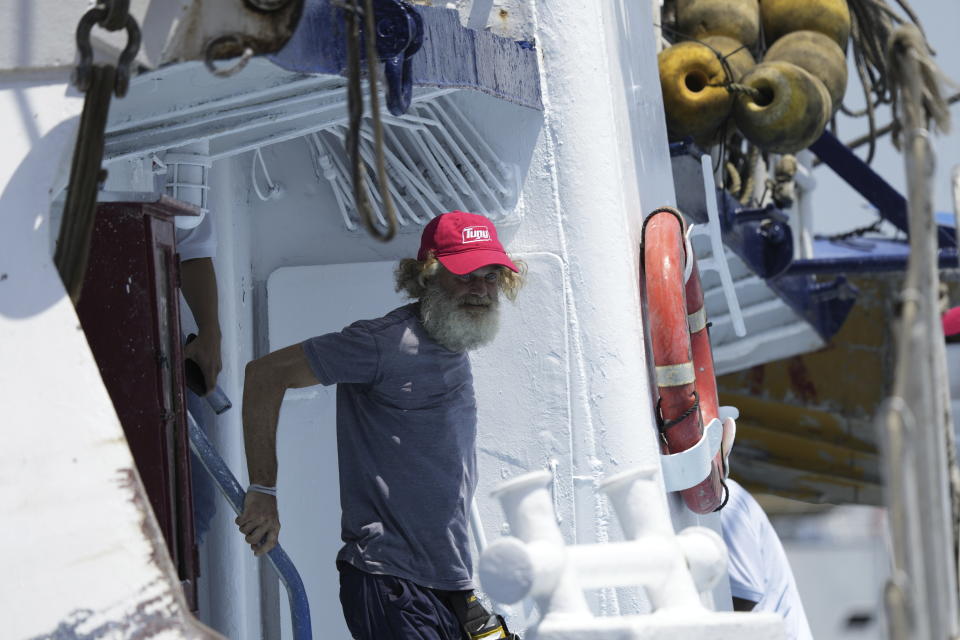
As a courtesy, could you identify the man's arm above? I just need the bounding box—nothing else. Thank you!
[236,343,320,556]
[180,257,221,394]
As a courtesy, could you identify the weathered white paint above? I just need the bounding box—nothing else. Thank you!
[434,0,535,42]
[0,70,217,637]
[194,155,263,640]
[1,0,805,636]
[526,0,718,603]
[0,1,196,73]
[479,469,785,638]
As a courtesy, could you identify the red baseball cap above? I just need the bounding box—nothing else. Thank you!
[417,211,518,275]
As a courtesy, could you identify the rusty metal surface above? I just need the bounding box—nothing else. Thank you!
[719,275,901,505]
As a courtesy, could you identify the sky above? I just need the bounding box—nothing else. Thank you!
[809,0,960,236]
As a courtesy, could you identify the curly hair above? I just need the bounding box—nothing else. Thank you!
[395,253,526,301]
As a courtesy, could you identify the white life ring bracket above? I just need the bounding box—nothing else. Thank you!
[660,417,722,493]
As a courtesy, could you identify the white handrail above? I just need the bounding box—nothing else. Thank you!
[700,154,746,337]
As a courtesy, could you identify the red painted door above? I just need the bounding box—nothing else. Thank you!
[75,198,199,610]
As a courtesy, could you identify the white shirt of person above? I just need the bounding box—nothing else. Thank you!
[176,208,217,262]
[720,479,814,640]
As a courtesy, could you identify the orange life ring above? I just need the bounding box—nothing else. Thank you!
[642,207,724,514]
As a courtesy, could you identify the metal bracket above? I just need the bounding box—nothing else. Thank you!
[268,0,542,111]
[371,0,424,116]
[660,418,723,493]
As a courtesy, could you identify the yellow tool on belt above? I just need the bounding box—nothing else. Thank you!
[448,592,517,640]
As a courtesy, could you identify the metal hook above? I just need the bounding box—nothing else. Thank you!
[204,35,256,78]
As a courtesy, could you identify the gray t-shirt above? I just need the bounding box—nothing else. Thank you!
[302,303,478,590]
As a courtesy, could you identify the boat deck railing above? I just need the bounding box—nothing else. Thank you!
[187,412,312,640]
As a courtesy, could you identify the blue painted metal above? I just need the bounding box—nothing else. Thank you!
[716,191,794,279]
[269,0,542,111]
[670,140,855,342]
[668,139,697,158]
[670,131,960,341]
[374,0,424,115]
[187,413,312,640]
[670,140,795,279]
[784,238,960,275]
[768,273,858,341]
[810,131,956,247]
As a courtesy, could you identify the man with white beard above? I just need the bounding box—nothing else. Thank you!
[236,211,523,639]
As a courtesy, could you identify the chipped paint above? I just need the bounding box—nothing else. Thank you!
[719,275,907,504]
[164,0,305,65]
[1,75,223,640]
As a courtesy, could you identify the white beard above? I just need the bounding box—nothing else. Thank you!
[420,283,500,352]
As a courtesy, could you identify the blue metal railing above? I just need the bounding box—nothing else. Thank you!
[187,413,313,640]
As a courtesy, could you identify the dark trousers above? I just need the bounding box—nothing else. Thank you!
[338,562,467,640]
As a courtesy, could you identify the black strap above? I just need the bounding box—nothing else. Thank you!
[655,391,700,433]
[714,476,730,512]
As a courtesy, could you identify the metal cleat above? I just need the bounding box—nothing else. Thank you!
[479,469,787,639]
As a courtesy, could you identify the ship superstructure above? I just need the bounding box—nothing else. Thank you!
[1,1,958,639]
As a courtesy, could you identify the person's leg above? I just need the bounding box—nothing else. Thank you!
[338,562,465,640]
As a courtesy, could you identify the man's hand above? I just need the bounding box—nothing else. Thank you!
[236,491,280,556]
[184,330,222,394]
[237,345,320,558]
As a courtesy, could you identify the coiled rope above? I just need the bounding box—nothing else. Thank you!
[342,0,399,242]
[845,0,952,163]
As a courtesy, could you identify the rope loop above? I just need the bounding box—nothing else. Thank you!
[656,391,700,433]
[343,0,399,242]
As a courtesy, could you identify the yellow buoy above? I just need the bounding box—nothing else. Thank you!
[760,0,851,50]
[659,41,740,146]
[733,61,831,153]
[677,0,760,48]
[702,35,756,82]
[764,30,847,113]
